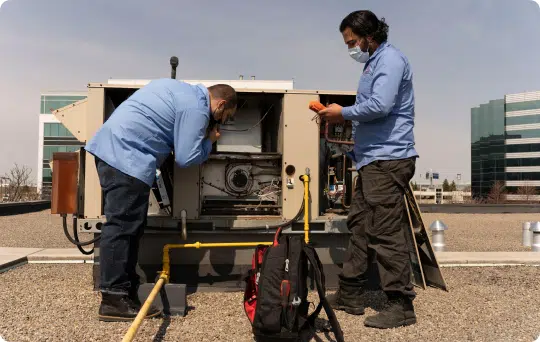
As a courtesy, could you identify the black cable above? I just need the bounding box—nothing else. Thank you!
[62,215,101,254]
[220,104,276,132]
[145,184,310,233]
[237,190,310,232]
[221,176,311,232]
[72,217,95,255]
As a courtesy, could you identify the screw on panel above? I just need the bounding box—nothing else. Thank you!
[429,220,448,252]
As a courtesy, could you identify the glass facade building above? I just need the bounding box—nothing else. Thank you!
[471,90,540,200]
[38,93,87,199]
[504,91,540,193]
[471,99,505,199]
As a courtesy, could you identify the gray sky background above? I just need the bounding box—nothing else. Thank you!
[1,0,540,185]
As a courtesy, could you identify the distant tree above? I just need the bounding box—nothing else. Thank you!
[463,185,472,192]
[517,181,538,203]
[450,180,457,191]
[2,164,40,202]
[442,179,450,192]
[487,181,506,204]
[412,182,419,191]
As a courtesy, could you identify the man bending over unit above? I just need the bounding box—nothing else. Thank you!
[85,78,237,322]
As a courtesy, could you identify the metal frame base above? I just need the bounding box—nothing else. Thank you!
[138,283,188,316]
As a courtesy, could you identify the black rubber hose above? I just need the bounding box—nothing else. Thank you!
[62,215,101,254]
[72,217,96,255]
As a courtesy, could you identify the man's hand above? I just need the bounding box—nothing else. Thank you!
[208,126,221,143]
[318,103,345,123]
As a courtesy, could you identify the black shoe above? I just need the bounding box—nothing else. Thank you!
[327,288,365,315]
[364,296,416,329]
[98,292,161,322]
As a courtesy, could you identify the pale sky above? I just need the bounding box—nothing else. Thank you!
[1,0,540,184]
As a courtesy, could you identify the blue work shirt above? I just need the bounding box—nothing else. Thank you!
[85,78,214,186]
[341,41,419,170]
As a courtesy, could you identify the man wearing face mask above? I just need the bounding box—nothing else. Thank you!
[317,10,419,329]
[84,78,237,322]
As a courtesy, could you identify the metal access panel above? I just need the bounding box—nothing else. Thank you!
[405,183,448,291]
[280,93,321,221]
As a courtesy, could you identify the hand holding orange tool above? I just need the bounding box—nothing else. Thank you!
[309,101,326,113]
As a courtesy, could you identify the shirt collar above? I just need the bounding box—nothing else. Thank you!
[367,41,389,62]
[196,84,211,109]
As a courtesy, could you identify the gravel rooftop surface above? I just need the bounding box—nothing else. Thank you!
[1,264,539,342]
[0,210,72,248]
[421,213,534,252]
[0,210,537,252]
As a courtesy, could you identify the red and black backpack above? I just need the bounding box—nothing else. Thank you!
[243,228,345,342]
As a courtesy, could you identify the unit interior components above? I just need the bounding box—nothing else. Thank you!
[320,146,354,214]
[218,93,282,154]
[151,153,175,216]
[200,153,282,216]
[318,94,356,146]
[200,92,283,217]
[317,94,357,216]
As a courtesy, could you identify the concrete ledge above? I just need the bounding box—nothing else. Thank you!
[419,203,540,213]
[3,248,540,272]
[0,248,93,272]
[435,251,540,265]
[0,248,44,273]
[27,248,93,262]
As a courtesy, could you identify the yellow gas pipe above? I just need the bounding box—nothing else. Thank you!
[301,171,310,244]
[122,172,311,342]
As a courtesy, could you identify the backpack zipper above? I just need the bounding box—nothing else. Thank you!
[281,237,291,329]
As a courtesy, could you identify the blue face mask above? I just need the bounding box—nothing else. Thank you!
[348,43,370,63]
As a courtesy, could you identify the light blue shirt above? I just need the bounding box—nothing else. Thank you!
[341,41,419,170]
[85,78,214,186]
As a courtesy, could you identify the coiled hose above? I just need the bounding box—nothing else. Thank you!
[62,215,101,255]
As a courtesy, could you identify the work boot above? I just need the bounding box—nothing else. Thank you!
[326,287,365,315]
[98,292,161,322]
[364,295,416,329]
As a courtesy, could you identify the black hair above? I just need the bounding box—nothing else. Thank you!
[339,10,389,43]
[208,84,237,110]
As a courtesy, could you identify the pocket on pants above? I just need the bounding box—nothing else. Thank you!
[360,163,402,207]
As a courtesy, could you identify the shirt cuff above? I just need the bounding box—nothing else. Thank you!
[341,106,355,120]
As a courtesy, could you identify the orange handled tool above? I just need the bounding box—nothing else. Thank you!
[308,101,326,113]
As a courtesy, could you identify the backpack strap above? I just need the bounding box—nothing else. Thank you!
[302,244,345,342]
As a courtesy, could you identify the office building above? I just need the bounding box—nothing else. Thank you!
[471,90,540,200]
[38,92,87,198]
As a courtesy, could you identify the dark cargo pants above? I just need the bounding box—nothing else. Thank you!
[339,157,416,301]
[95,157,151,296]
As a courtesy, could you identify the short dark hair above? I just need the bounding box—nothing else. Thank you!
[208,84,237,110]
[339,10,389,44]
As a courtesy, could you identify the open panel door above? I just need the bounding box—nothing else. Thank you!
[52,99,88,142]
[404,182,448,291]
